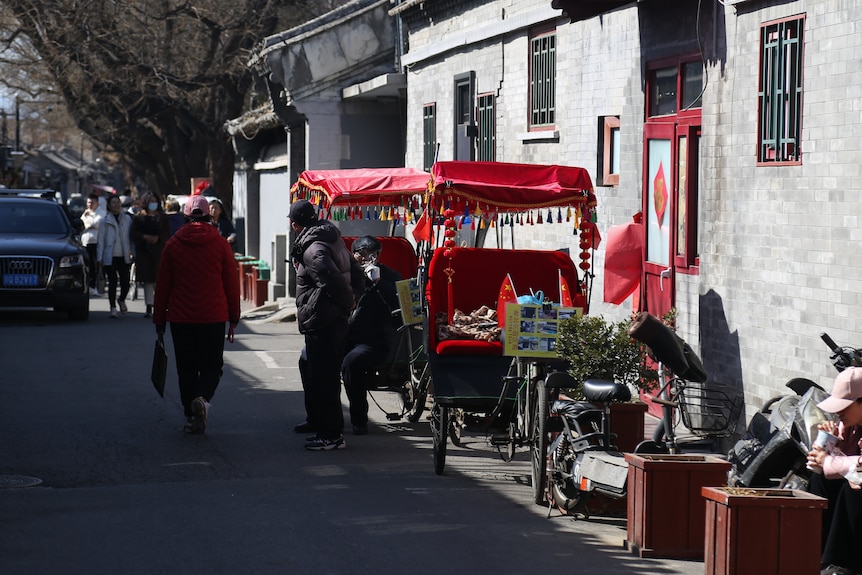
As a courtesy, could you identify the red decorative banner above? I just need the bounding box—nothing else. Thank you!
[653,161,668,228]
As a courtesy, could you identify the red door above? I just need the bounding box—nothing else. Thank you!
[641,122,676,320]
[640,122,703,414]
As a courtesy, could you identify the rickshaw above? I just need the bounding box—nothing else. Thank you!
[290,168,433,422]
[290,162,599,499]
[418,161,597,501]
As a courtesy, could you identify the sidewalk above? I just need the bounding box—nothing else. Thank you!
[241,296,716,574]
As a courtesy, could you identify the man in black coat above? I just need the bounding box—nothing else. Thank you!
[289,200,363,450]
[341,236,402,435]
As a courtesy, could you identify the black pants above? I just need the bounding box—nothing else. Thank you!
[808,472,862,571]
[103,257,130,307]
[85,244,98,289]
[169,322,226,417]
[298,319,348,440]
[341,342,388,427]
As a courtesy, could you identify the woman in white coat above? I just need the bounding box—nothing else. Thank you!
[97,195,134,318]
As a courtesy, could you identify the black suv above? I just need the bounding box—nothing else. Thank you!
[0,191,89,320]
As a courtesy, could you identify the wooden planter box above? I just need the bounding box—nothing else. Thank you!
[702,486,827,575]
[625,453,731,559]
[609,401,648,453]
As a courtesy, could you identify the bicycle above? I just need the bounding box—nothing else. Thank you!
[628,312,743,454]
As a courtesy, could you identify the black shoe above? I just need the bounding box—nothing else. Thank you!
[305,435,346,451]
[294,421,315,434]
[352,424,369,435]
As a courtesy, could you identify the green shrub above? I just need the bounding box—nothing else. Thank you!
[556,314,658,398]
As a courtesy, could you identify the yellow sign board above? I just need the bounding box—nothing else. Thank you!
[396,278,424,325]
[503,304,583,358]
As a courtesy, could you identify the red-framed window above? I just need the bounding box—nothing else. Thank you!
[757,15,804,165]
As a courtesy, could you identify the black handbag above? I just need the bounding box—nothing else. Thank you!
[151,335,168,398]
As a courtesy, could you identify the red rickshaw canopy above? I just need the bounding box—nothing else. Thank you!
[290,167,430,207]
[429,161,594,212]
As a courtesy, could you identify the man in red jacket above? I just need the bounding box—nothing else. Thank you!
[153,195,241,434]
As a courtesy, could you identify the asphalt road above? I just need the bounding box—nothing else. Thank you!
[0,295,704,575]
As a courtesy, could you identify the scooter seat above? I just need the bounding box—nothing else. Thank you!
[550,398,598,418]
[582,379,631,403]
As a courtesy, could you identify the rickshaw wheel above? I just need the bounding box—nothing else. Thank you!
[499,423,516,462]
[406,363,431,423]
[531,380,549,505]
[431,403,448,475]
[448,408,464,446]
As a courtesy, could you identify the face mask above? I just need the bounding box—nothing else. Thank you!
[147,203,158,211]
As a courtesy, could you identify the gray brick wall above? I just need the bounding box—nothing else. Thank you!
[400,0,862,423]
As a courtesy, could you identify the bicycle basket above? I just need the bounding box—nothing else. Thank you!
[677,380,743,437]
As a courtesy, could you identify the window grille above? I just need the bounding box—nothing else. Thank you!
[758,17,804,163]
[423,103,436,171]
[477,94,495,161]
[530,32,556,127]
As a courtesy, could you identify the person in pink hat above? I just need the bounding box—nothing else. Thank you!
[807,367,862,575]
[153,195,240,434]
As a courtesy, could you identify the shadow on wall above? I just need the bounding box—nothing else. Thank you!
[699,288,745,451]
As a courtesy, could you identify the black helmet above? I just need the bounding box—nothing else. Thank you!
[351,235,382,254]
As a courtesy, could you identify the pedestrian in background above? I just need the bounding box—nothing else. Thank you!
[80,192,103,296]
[153,195,240,434]
[96,194,133,318]
[131,192,170,318]
[289,199,363,451]
[209,198,237,250]
[164,198,185,237]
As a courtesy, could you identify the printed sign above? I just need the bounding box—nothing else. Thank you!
[396,278,424,325]
[503,303,583,358]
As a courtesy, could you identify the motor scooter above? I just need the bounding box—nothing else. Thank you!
[727,333,860,490]
[544,373,632,518]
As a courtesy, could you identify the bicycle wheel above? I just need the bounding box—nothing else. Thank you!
[406,363,430,423]
[531,379,549,505]
[431,402,448,475]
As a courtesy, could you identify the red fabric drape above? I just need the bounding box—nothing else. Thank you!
[603,214,643,305]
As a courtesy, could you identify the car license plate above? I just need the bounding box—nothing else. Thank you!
[3,273,38,287]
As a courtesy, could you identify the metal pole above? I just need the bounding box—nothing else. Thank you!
[15,96,20,151]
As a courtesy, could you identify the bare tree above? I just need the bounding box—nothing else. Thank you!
[0,0,331,211]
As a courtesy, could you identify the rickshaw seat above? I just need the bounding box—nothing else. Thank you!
[436,339,503,356]
[342,236,418,279]
[426,247,581,357]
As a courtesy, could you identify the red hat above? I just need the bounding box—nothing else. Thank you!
[817,367,862,413]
